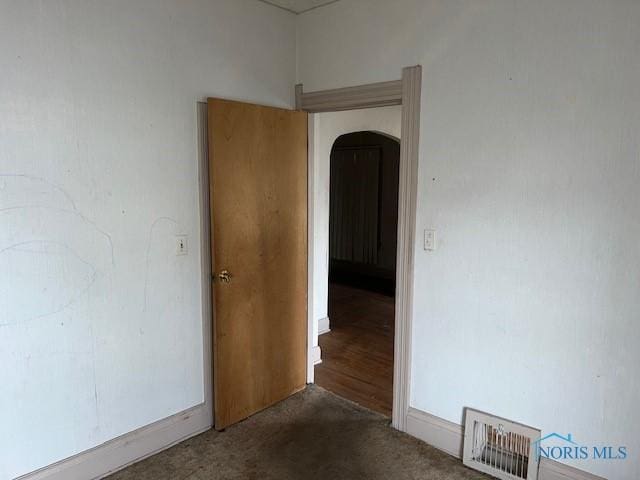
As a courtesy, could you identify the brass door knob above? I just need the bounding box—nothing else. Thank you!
[217,270,232,283]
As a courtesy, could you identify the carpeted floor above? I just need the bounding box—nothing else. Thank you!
[108,386,490,480]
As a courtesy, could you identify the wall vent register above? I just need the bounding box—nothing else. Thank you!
[463,408,541,480]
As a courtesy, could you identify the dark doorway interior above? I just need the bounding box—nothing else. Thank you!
[315,131,399,417]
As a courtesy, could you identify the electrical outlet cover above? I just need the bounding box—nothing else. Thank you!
[424,229,436,251]
[176,235,188,256]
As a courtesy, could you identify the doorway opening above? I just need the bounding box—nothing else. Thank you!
[315,130,400,416]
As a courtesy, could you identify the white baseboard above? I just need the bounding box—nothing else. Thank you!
[539,458,607,480]
[406,407,463,458]
[405,407,606,480]
[16,404,212,480]
[311,345,322,365]
[318,316,330,335]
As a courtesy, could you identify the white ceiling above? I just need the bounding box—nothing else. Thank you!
[260,0,340,14]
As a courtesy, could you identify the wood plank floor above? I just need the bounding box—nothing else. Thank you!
[315,282,395,416]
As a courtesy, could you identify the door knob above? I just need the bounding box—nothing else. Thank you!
[217,270,232,283]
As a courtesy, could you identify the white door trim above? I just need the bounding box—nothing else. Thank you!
[197,101,215,416]
[297,65,422,431]
[298,79,403,112]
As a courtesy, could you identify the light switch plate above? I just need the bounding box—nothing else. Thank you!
[424,229,436,251]
[176,235,188,256]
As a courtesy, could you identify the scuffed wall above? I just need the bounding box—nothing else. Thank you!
[0,1,296,477]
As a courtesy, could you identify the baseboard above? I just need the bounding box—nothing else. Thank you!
[311,345,322,365]
[16,403,212,480]
[318,316,330,335]
[405,407,607,480]
[406,407,463,458]
[539,458,607,480]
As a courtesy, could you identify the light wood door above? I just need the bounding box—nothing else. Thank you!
[208,98,308,429]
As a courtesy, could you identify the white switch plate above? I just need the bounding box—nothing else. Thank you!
[424,229,436,251]
[176,235,188,256]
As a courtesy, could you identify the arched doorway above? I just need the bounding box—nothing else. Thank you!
[315,130,400,416]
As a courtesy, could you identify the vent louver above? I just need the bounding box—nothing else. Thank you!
[463,409,540,480]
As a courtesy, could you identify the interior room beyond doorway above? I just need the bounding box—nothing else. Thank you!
[312,109,402,416]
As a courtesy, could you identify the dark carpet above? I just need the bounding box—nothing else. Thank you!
[108,385,489,480]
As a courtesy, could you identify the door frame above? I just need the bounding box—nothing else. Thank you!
[197,101,214,425]
[297,65,422,432]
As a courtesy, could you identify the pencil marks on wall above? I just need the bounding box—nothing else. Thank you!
[0,240,98,325]
[0,174,113,326]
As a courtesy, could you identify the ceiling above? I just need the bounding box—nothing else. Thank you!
[260,0,340,14]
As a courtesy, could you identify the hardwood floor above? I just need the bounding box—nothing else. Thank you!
[315,282,395,416]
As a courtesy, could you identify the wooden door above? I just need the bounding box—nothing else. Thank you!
[208,98,308,429]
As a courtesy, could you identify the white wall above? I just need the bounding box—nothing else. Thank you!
[0,1,295,478]
[310,107,401,350]
[299,1,640,479]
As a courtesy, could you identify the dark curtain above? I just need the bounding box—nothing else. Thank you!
[329,147,380,265]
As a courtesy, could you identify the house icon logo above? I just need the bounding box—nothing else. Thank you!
[533,433,577,447]
[533,433,582,461]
